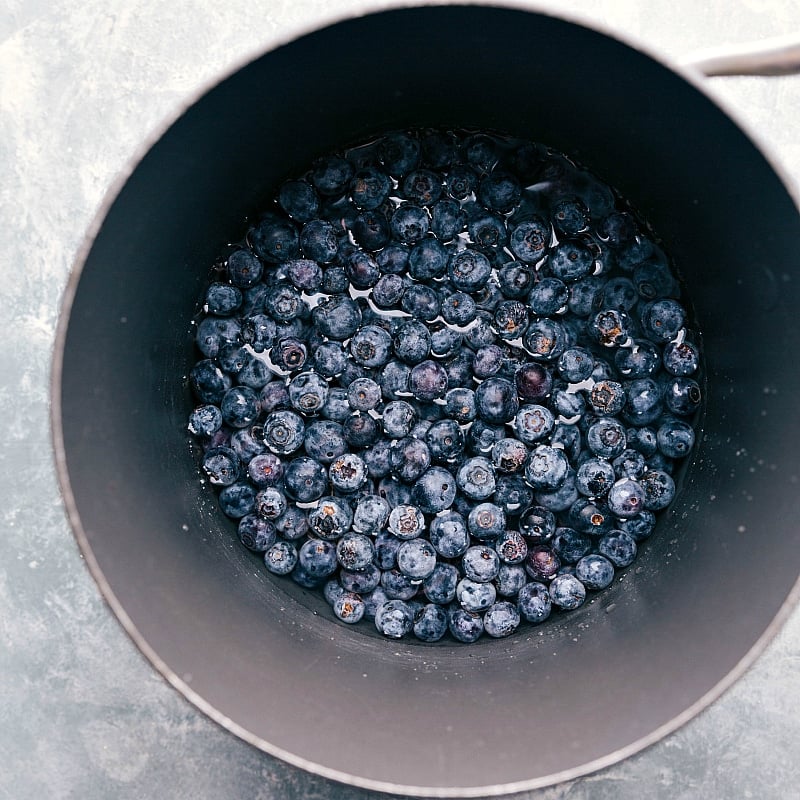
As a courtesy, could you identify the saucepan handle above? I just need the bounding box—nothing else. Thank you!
[683,33,800,76]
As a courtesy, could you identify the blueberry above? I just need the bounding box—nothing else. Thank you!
[557,347,594,383]
[448,249,492,292]
[286,371,329,416]
[497,261,535,299]
[265,282,304,323]
[431,199,465,241]
[362,587,390,620]
[312,295,361,341]
[413,604,449,642]
[237,514,276,552]
[261,409,305,455]
[387,504,426,540]
[397,538,438,580]
[663,339,700,377]
[457,456,496,501]
[249,214,299,263]
[575,457,615,498]
[534,468,579,513]
[598,530,638,567]
[254,486,287,520]
[423,563,459,605]
[373,530,402,571]
[336,533,375,572]
[270,336,307,372]
[311,155,354,197]
[217,482,257,519]
[394,319,432,365]
[549,240,594,282]
[237,355,271,390]
[274,506,310,541]
[351,495,389,535]
[188,404,223,438]
[479,170,521,213]
[664,376,702,417]
[576,554,615,590]
[278,179,320,222]
[339,563,381,595]
[517,581,552,624]
[380,400,415,440]
[196,317,242,359]
[634,258,679,300]
[380,569,419,601]
[246,452,284,489]
[657,418,696,458]
[303,419,346,463]
[483,601,521,638]
[350,166,391,210]
[623,377,663,426]
[377,476,413,507]
[241,314,277,354]
[589,308,632,348]
[408,238,449,281]
[378,360,411,400]
[401,284,441,321]
[588,380,626,417]
[472,345,504,379]
[463,311,497,350]
[568,276,606,317]
[412,466,457,514]
[346,378,382,412]
[448,607,484,643]
[493,475,534,516]
[641,298,686,342]
[429,512,470,558]
[462,545,501,583]
[430,326,463,360]
[401,168,443,205]
[551,197,590,236]
[362,439,392,479]
[639,469,676,510]
[549,573,587,610]
[509,217,549,263]
[492,300,528,341]
[204,282,242,316]
[263,541,299,575]
[307,496,353,540]
[524,544,560,582]
[219,386,258,429]
[230,425,267,462]
[321,265,350,293]
[474,377,518,425]
[468,213,508,250]
[226,248,264,288]
[612,448,647,480]
[466,502,506,540]
[379,132,421,177]
[329,453,368,493]
[445,163,478,200]
[332,593,366,625]
[408,360,448,402]
[456,577,497,612]
[551,526,592,564]
[586,418,627,458]
[312,342,347,379]
[625,426,658,457]
[343,412,381,449]
[440,291,477,326]
[390,437,431,483]
[491,438,528,474]
[524,445,569,491]
[350,325,392,369]
[606,477,646,518]
[390,204,430,244]
[492,530,526,565]
[615,340,661,378]
[372,273,407,308]
[523,318,569,362]
[493,564,526,598]
[616,511,656,542]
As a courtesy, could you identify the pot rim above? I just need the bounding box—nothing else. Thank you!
[50,3,800,796]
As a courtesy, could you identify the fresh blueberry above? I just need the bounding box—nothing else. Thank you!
[401,283,441,321]
[491,438,528,474]
[524,544,561,582]
[448,607,484,643]
[397,538,438,580]
[350,325,392,368]
[394,320,431,365]
[413,604,449,642]
[509,217,549,263]
[598,530,638,567]
[389,437,431,483]
[226,248,264,288]
[467,502,506,540]
[408,238,449,281]
[269,336,307,372]
[657,418,696,458]
[307,496,353,541]
[263,541,299,575]
[517,581,552,624]
[274,506,310,541]
[615,340,661,378]
[462,545,501,583]
[429,512,470,558]
[217,482,257,519]
[575,457,615,498]
[456,577,497,612]
[246,452,285,489]
[339,563,381,595]
[237,514,276,552]
[448,249,492,292]
[440,291,477,326]
[412,466,457,514]
[332,593,366,625]
[204,282,242,316]
[431,198,466,241]
[311,155,354,197]
[548,573,587,610]
[188,404,223,438]
[639,469,676,510]
[523,318,569,362]
[387,504,426,541]
[409,360,448,402]
[524,445,569,491]
[457,457,496,500]
[390,204,430,244]
[576,554,615,590]
[262,409,305,455]
[321,265,350,293]
[483,601,521,638]
[551,197,590,236]
[379,132,421,177]
[475,377,519,424]
[312,295,361,341]
[249,214,299,263]
[423,563,459,605]
[468,213,508,250]
[495,564,527,598]
[336,532,375,572]
[380,569,419,601]
[664,376,702,417]
[350,166,392,210]
[586,418,627,458]
[372,273,407,308]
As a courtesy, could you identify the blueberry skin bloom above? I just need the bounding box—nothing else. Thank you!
[288,371,330,416]
[412,467,457,514]
[307,496,353,540]
[549,240,594,282]
[425,420,464,463]
[510,217,550,263]
[607,477,646,518]
[387,504,426,541]
[524,445,569,491]
[523,319,569,362]
[413,604,449,642]
[303,420,347,463]
[475,377,520,425]
[353,495,390,535]
[409,360,449,402]
[227,248,263,288]
[456,578,497,612]
[262,410,306,455]
[483,601,521,638]
[423,563,460,605]
[640,469,676,510]
[328,453,369,493]
[448,248,492,292]
[312,295,361,341]
[397,539,438,580]
[351,166,392,210]
[264,541,298,575]
[457,457,497,501]
[448,607,484,643]
[237,514,276,552]
[517,581,552,624]
[336,533,376,572]
[333,593,366,625]
[513,405,555,446]
[350,325,393,368]
[188,404,223,438]
[382,400,417,439]
[598,530,638,568]
[391,204,430,244]
[462,545,501,583]
[394,319,432,365]
[202,446,240,486]
[586,418,627,458]
[576,554,615,590]
[220,386,259,429]
[657,419,696,459]
[218,482,257,519]
[375,599,415,639]
[467,502,506,540]
[492,438,528,474]
[390,437,431,483]
[249,214,299,263]
[429,512,470,559]
[549,573,587,610]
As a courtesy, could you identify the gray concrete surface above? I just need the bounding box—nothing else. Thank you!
[1,1,799,797]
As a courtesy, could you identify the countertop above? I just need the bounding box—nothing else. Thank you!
[2,1,799,798]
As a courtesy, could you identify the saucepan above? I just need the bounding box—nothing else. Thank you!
[52,4,800,796]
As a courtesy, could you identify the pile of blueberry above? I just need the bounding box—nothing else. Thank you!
[187,128,701,642]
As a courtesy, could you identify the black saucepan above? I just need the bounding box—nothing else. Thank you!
[53,5,800,796]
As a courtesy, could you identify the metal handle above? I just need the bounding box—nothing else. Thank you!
[683,33,800,77]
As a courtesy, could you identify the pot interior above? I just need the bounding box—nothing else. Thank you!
[56,6,800,795]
